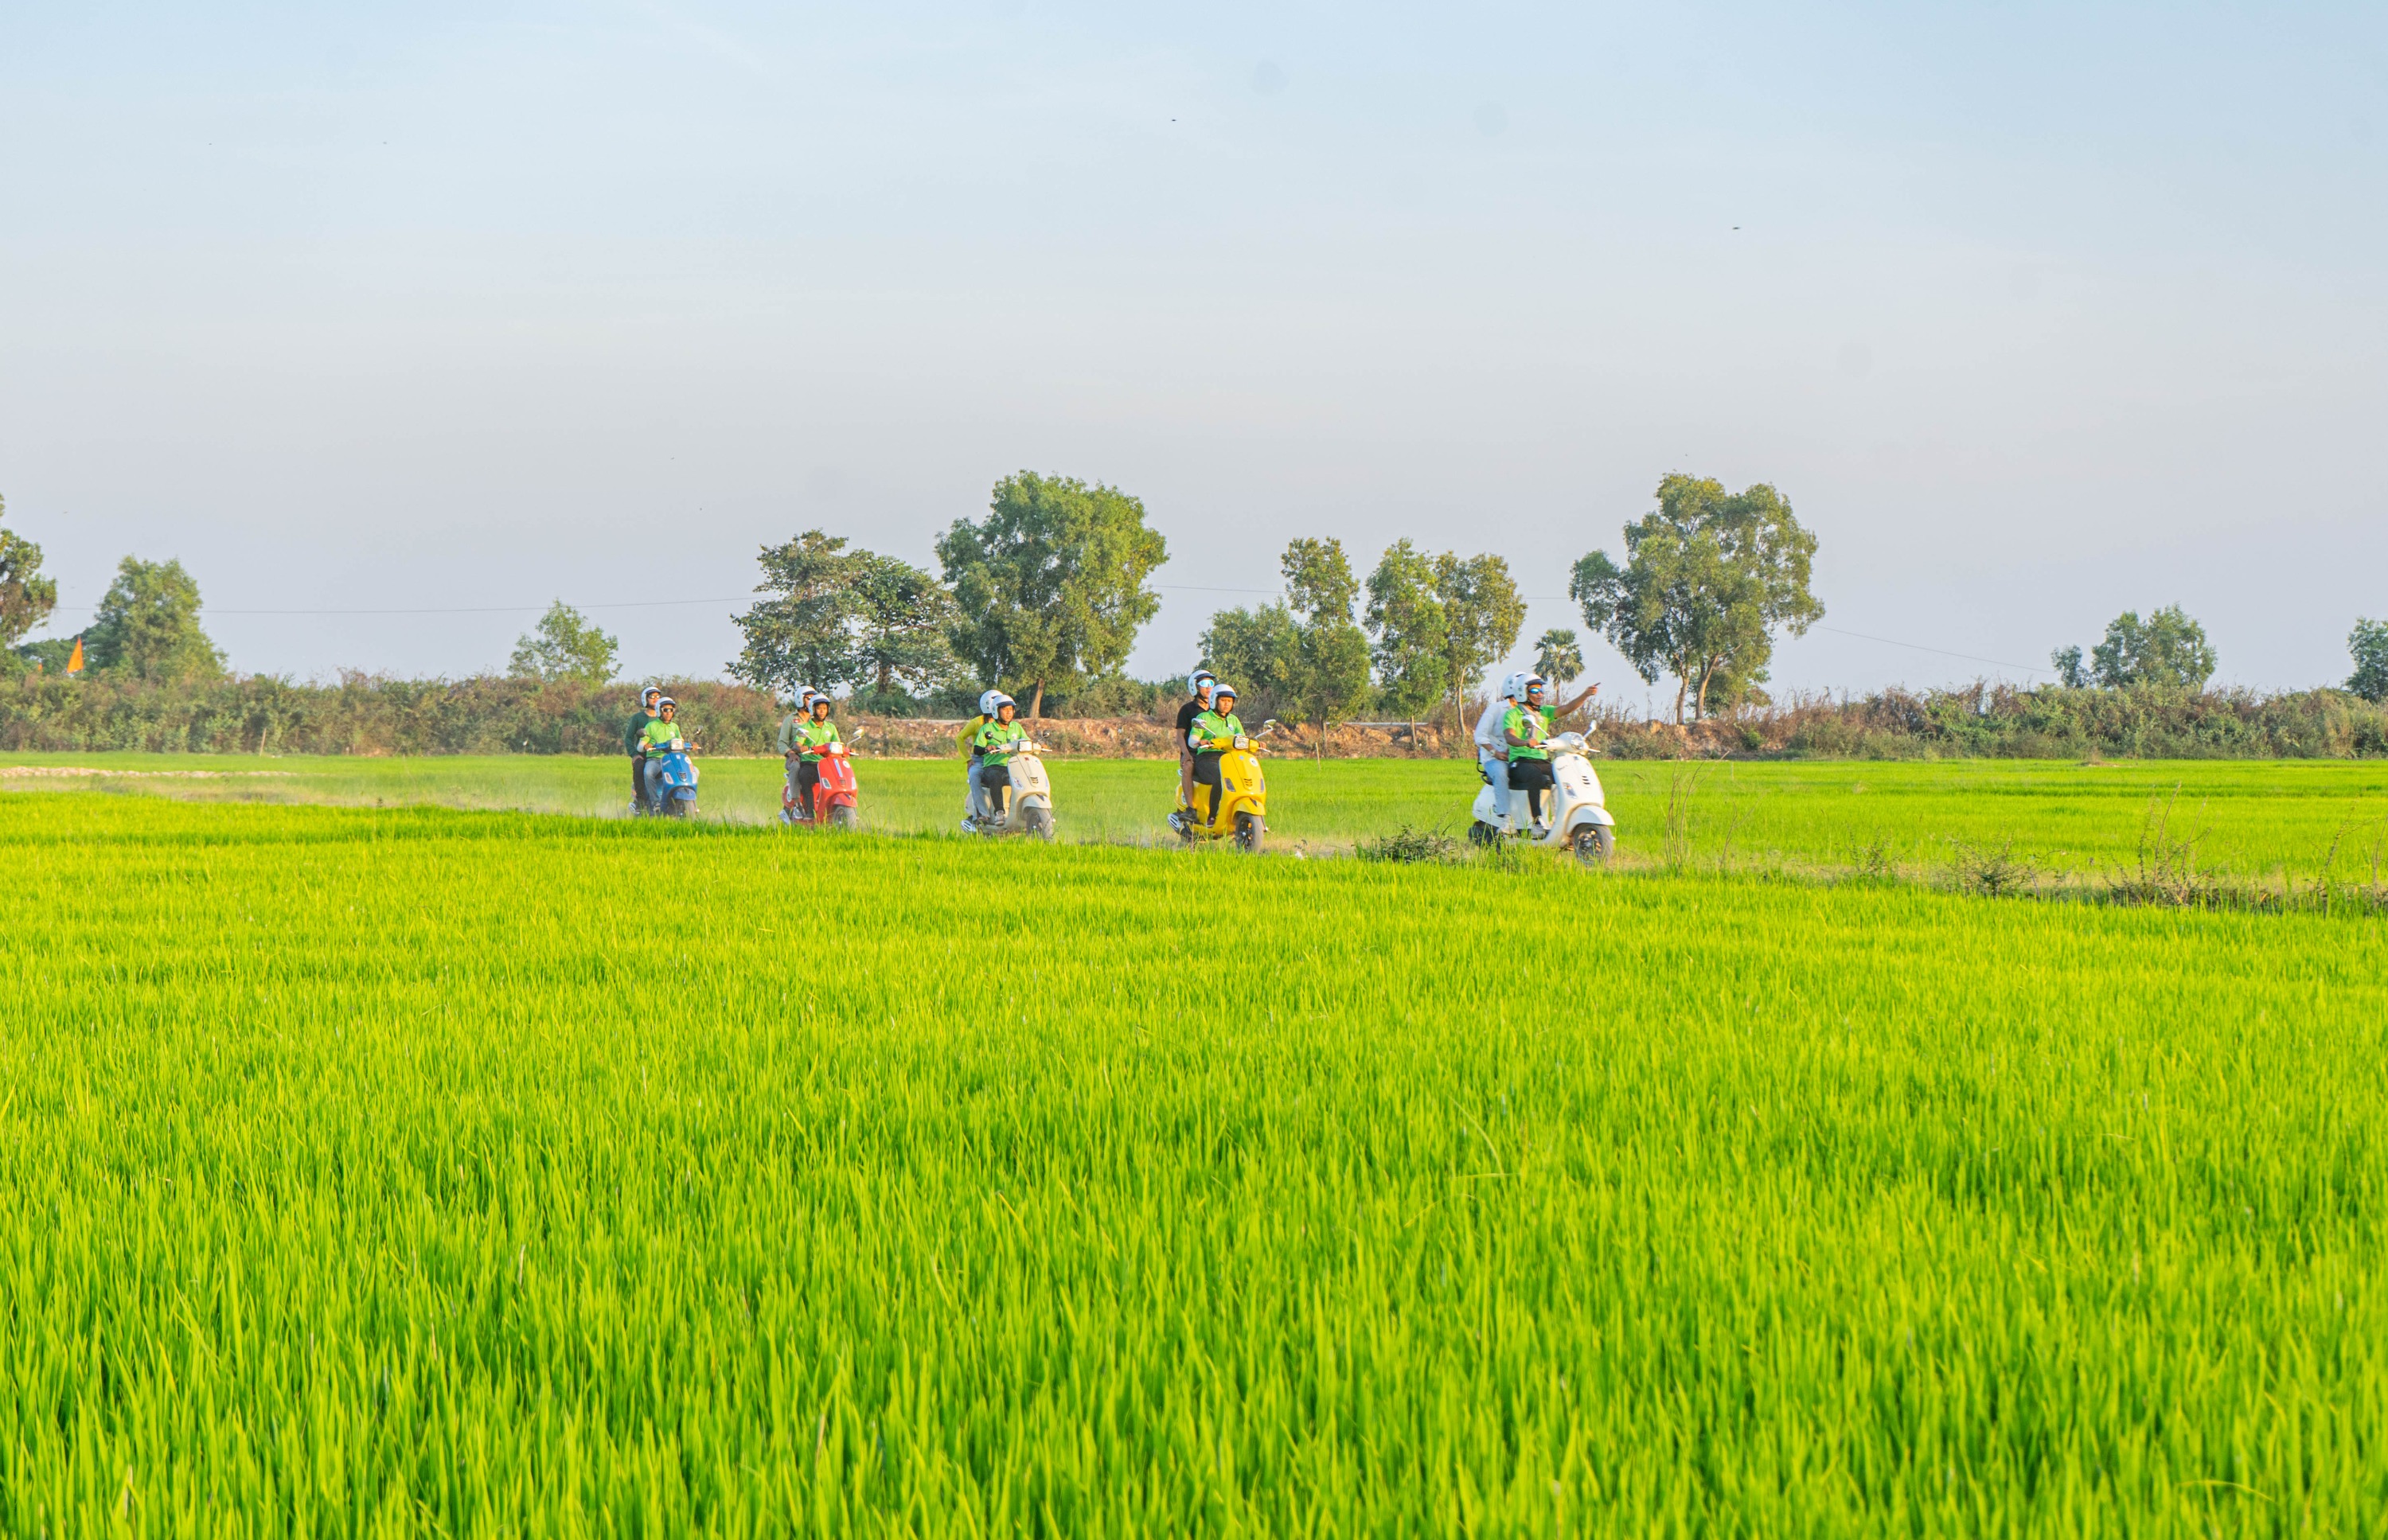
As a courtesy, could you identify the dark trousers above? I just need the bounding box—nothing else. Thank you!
[791,758,820,815]
[980,763,1011,813]
[1192,753,1223,824]
[630,753,647,806]
[1508,757,1553,821]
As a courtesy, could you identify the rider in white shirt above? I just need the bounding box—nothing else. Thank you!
[1473,672,1527,822]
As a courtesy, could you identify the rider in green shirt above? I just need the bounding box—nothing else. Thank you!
[638,699,685,809]
[786,692,841,821]
[971,694,1029,816]
[641,700,684,754]
[1185,682,1246,828]
[1501,676,1555,828]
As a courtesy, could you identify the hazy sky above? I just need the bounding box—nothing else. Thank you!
[5,0,2383,702]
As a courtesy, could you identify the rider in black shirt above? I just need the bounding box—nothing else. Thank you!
[1173,669,1215,825]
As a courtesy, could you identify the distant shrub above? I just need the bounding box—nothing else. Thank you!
[0,672,785,755]
[1355,825,1466,864]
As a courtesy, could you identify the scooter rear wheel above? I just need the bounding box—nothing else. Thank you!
[1467,821,1496,848]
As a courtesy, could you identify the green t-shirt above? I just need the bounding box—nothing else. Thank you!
[641,717,684,754]
[1502,704,1549,761]
[625,710,660,754]
[974,719,1029,766]
[1188,709,1246,754]
[791,718,841,761]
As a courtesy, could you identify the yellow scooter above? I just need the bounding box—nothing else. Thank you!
[1173,720,1275,852]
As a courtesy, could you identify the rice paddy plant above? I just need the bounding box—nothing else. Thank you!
[9,754,2388,882]
[4,793,2384,1534]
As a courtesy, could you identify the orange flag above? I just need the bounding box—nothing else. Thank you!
[65,636,84,674]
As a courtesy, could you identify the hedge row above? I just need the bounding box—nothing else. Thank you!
[0,673,785,755]
[4,671,2382,759]
[1592,684,2388,760]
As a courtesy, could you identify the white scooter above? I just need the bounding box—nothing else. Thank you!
[1469,731,1617,864]
[962,743,1056,840]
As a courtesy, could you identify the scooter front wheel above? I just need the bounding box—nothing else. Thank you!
[828,805,858,831]
[1024,807,1054,840]
[1572,824,1614,865]
[1233,812,1265,853]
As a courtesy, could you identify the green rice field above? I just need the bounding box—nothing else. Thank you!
[5,766,2385,1533]
[7,749,2388,882]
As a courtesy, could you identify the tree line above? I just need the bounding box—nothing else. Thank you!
[727,470,1837,732]
[9,481,2387,719]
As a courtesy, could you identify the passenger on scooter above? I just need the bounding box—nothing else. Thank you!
[639,698,684,803]
[625,685,664,811]
[786,692,842,821]
[1186,681,1247,828]
[960,688,1002,821]
[973,693,1029,817]
[1474,673,1528,823]
[776,687,817,756]
[1504,676,1556,832]
[1175,669,1216,813]
[778,687,818,817]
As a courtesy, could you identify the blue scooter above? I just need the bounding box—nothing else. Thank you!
[642,737,700,817]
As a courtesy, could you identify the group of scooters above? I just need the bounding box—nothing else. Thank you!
[641,684,1617,864]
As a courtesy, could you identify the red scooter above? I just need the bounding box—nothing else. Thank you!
[782,740,861,829]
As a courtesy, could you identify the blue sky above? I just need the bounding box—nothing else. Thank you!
[3,0,2382,699]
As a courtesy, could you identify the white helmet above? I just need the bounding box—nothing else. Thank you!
[978,688,1004,717]
[1210,681,1239,706]
[793,685,817,710]
[1188,669,1216,697]
[1500,671,1528,700]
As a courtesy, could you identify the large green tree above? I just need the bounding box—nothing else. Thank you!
[937,473,1168,718]
[2086,605,2215,691]
[1432,551,1526,742]
[508,601,619,684]
[729,530,866,699]
[2350,618,2388,704]
[1198,602,1301,722]
[1363,540,1448,739]
[1280,538,1374,758]
[850,552,962,706]
[84,557,224,680]
[1571,474,1822,723]
[0,495,58,651]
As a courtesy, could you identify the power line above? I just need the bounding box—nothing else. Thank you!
[45,595,758,617]
[49,583,1307,614]
[39,583,2050,675]
[1811,626,2047,676]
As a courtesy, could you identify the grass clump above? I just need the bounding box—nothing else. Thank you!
[1354,821,1465,864]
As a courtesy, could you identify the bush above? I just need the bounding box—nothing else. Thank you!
[1355,825,1466,864]
[0,672,786,755]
